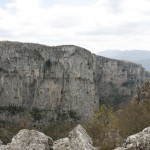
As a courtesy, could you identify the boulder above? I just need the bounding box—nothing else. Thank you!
[0,140,5,150]
[114,148,126,150]
[1,129,53,150]
[53,138,70,150]
[53,124,96,150]
[0,125,96,150]
[0,140,3,145]
[69,124,95,150]
[114,126,150,150]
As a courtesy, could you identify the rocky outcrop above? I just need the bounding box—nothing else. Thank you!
[0,41,149,122]
[53,138,70,150]
[114,126,150,150]
[53,124,96,150]
[0,129,53,150]
[0,41,98,121]
[95,57,150,105]
[0,125,96,150]
[133,79,150,103]
[69,124,95,150]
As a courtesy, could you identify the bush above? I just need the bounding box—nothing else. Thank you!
[0,114,32,144]
[45,59,52,68]
[31,108,42,121]
[0,105,25,115]
[86,94,150,149]
[85,104,119,148]
[117,100,150,137]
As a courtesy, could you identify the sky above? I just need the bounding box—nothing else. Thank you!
[0,0,150,53]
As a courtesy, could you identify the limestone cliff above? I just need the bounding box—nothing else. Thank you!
[0,41,149,121]
[95,56,150,105]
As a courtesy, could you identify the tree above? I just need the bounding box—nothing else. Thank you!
[86,104,118,147]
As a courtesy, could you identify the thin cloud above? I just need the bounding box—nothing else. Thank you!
[0,0,150,53]
[0,29,14,38]
[79,21,150,36]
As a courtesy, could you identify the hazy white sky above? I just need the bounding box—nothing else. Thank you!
[0,0,150,53]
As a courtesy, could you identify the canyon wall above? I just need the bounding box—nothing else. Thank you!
[0,41,149,120]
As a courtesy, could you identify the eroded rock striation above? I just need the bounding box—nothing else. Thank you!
[0,41,149,121]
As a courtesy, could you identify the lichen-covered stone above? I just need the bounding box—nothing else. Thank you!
[0,129,53,150]
[114,126,150,150]
[0,140,3,145]
[69,125,95,150]
[53,124,96,150]
[114,147,126,150]
[53,138,70,150]
[0,125,96,150]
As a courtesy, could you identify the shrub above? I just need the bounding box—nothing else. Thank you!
[86,93,150,149]
[45,59,52,68]
[117,100,150,137]
[31,108,42,121]
[0,105,25,115]
[85,104,119,148]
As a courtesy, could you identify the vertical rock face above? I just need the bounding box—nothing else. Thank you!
[0,42,98,120]
[95,56,149,105]
[0,41,149,120]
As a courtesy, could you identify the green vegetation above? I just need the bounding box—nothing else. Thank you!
[68,110,81,121]
[0,105,25,115]
[31,107,42,121]
[0,114,31,144]
[86,104,119,149]
[43,59,52,78]
[86,94,150,150]
[0,128,13,144]
[76,76,89,81]
[56,110,81,121]
[45,59,52,68]
[0,67,8,73]
[43,122,77,140]
[87,60,93,69]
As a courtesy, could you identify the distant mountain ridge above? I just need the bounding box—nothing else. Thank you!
[99,50,150,71]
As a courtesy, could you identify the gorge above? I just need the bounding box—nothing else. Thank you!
[0,41,149,122]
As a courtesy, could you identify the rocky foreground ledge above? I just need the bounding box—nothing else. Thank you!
[114,126,150,150]
[0,125,96,150]
[1,125,150,150]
